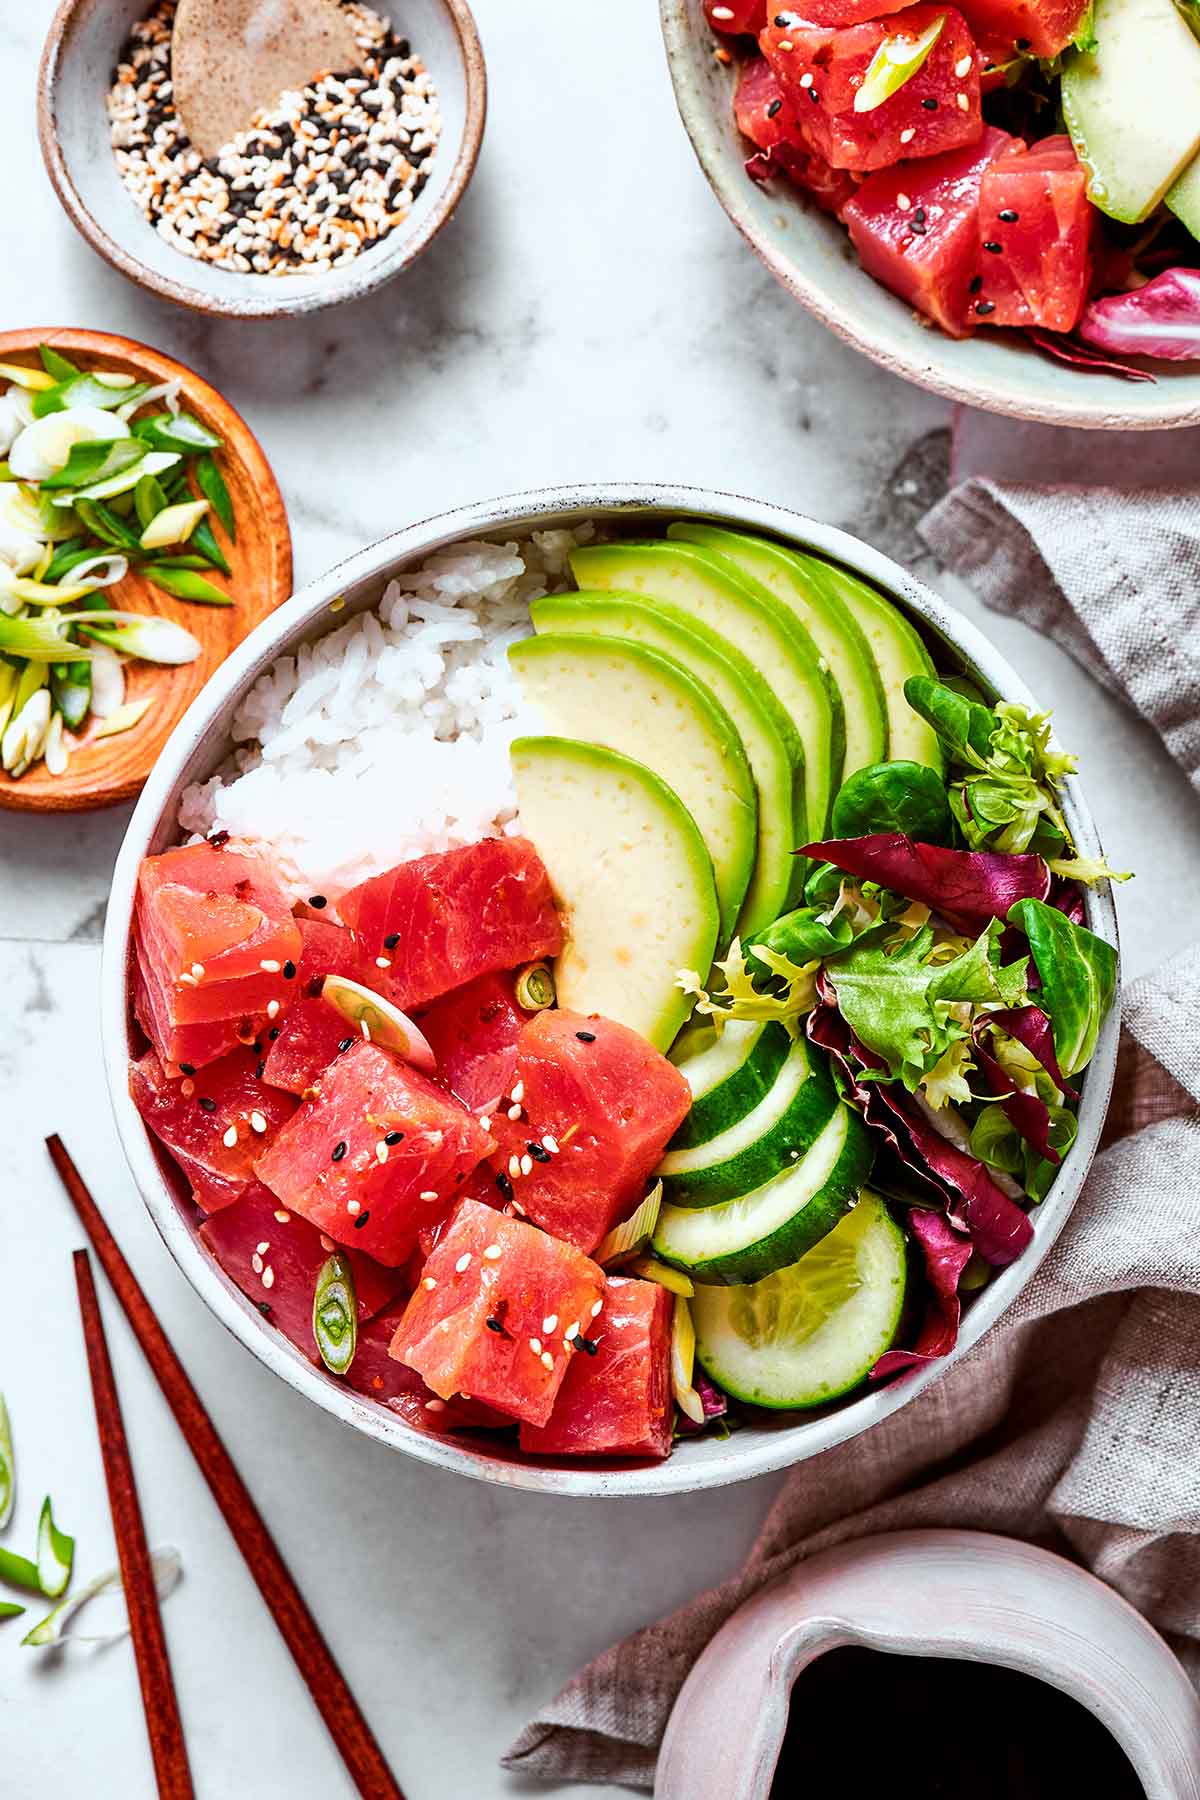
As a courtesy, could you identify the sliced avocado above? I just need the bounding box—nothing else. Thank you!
[809,564,942,772]
[1167,152,1200,241]
[510,736,719,1051]
[669,523,888,777]
[509,633,756,945]
[570,541,842,851]
[530,593,801,937]
[1062,0,1200,224]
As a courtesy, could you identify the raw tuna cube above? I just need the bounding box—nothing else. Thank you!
[294,916,372,994]
[768,0,915,27]
[705,0,767,31]
[478,1011,691,1255]
[343,1302,512,1431]
[975,135,1092,331]
[389,1201,606,1427]
[955,0,1089,59]
[336,837,563,1012]
[261,998,353,1097]
[130,1046,298,1214]
[418,971,525,1113]
[843,126,1020,334]
[199,1180,407,1364]
[254,1042,493,1266]
[735,57,861,214]
[133,964,239,1081]
[760,7,982,173]
[135,842,302,1070]
[519,1277,674,1461]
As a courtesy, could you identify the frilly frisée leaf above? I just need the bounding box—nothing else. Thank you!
[23,1548,182,1648]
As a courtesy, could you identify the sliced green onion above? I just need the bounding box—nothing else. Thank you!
[134,412,223,455]
[14,659,49,713]
[41,538,89,582]
[626,1255,695,1297]
[320,976,437,1069]
[38,345,79,381]
[39,436,145,493]
[23,1547,182,1648]
[853,14,945,112]
[93,696,153,740]
[0,1602,25,1621]
[51,659,92,731]
[33,373,152,418]
[0,665,17,741]
[2,687,52,777]
[670,1297,706,1425]
[50,449,177,507]
[143,565,232,606]
[313,1256,358,1374]
[93,370,138,391]
[139,498,208,551]
[43,709,68,776]
[190,516,231,576]
[0,615,91,663]
[0,1548,42,1593]
[195,451,236,539]
[515,962,556,1011]
[0,360,56,393]
[71,612,201,666]
[36,1497,73,1598]
[87,643,126,718]
[133,471,168,531]
[0,462,14,482]
[0,1394,14,1530]
[594,1182,662,1268]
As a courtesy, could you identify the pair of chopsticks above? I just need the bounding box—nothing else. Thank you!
[49,1135,406,1800]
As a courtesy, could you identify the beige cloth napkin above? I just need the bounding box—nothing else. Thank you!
[504,485,1200,1791]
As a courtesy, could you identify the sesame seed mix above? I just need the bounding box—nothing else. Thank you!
[106,0,442,278]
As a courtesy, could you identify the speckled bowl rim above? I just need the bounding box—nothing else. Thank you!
[660,0,1200,430]
[102,481,1120,1498]
[37,0,487,320]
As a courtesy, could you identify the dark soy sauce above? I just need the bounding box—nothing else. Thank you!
[770,1647,1146,1799]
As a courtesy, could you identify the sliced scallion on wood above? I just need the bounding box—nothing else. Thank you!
[143,564,232,606]
[853,14,945,111]
[0,1394,14,1529]
[313,1256,358,1375]
[190,516,231,575]
[139,497,209,551]
[36,1496,73,1599]
[595,1183,663,1268]
[195,451,235,539]
[71,610,202,665]
[93,696,154,740]
[134,412,222,455]
[39,436,145,493]
[515,962,556,1011]
[38,345,79,382]
[0,361,57,393]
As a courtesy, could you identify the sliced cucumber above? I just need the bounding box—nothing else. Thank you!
[659,1032,841,1206]
[692,1191,907,1409]
[668,1019,792,1151]
[652,1101,874,1285]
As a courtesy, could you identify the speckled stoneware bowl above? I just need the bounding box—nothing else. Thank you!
[102,483,1120,1498]
[661,0,1200,429]
[656,1532,1200,1799]
[38,0,485,319]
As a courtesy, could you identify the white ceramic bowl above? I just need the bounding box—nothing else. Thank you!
[657,1531,1200,1798]
[38,0,485,319]
[660,0,1200,429]
[102,483,1120,1496]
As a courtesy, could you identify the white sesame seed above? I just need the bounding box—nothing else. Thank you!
[222,1124,238,1148]
[360,1018,371,1039]
[507,1103,522,1121]
[347,1199,361,1215]
[260,959,281,973]
[320,1233,335,1252]
[251,1253,263,1274]
[565,1321,580,1342]
[191,962,205,978]
[376,956,392,969]
[897,192,912,210]
[256,1240,270,1255]
[542,1313,558,1334]
[530,1337,542,1354]
[541,1351,555,1370]
[455,1253,471,1273]
[512,1200,527,1217]
[267,999,281,1020]
[179,972,199,988]
[712,4,734,15]
[955,53,972,75]
[376,1141,389,1163]
[591,1299,603,1318]
[262,1267,275,1289]
[957,91,969,110]
[422,1276,437,1290]
[542,1135,559,1155]
[478,1116,492,1132]
[508,1154,522,1179]
[275,1210,291,1223]
[520,1154,533,1176]
[250,1110,268,1133]
[899,127,915,143]
[511,1080,524,1104]
[483,1243,502,1260]
[425,1398,445,1412]
[420,1189,438,1201]
[799,70,813,86]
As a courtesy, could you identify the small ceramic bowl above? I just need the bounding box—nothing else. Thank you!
[102,482,1120,1497]
[656,1530,1200,1799]
[660,0,1200,429]
[38,0,486,319]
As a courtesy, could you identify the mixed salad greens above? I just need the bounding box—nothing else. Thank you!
[0,343,241,781]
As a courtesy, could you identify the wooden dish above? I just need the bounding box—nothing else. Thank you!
[0,328,291,813]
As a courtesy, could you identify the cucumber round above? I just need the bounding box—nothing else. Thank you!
[652,1101,874,1285]
[659,1033,840,1205]
[692,1191,906,1409]
[668,1019,792,1151]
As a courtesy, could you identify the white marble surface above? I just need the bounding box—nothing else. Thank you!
[1,2,1197,1796]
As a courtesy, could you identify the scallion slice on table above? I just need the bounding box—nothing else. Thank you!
[313,1257,358,1375]
[22,1548,182,1649]
[0,1546,44,1593]
[0,1601,25,1620]
[35,1496,74,1599]
[0,1396,13,1529]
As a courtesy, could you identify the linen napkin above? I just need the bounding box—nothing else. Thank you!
[504,485,1200,1791]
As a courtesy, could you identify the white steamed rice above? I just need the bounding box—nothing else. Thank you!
[178,526,594,901]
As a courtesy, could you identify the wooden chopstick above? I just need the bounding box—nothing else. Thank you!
[74,1248,195,1800]
[48,1136,406,1800]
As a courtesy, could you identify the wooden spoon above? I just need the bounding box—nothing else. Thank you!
[172,0,362,159]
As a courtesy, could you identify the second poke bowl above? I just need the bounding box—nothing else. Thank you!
[103,483,1120,1496]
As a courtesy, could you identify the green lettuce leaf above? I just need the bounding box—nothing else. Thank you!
[1007,898,1117,1078]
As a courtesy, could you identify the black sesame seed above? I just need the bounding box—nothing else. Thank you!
[257,1300,273,1317]
[383,932,400,949]
[385,1130,404,1145]
[180,1063,196,1077]
[998,208,1019,222]
[282,960,296,980]
[198,1096,216,1113]
[573,1334,600,1357]
[910,218,928,235]
[527,1142,551,1163]
[807,86,820,103]
[339,1037,355,1053]
[975,300,996,315]
[269,1026,281,1041]
[209,829,229,847]
[774,11,791,21]
[767,98,783,117]
[575,1030,596,1043]
[331,1141,347,1162]
[306,977,324,998]
[485,1314,510,1337]
[922,96,938,109]
[255,1060,266,1079]
[308,895,328,909]
[495,1170,514,1201]
[913,206,927,223]
[983,240,1002,253]
[353,1211,370,1230]
[1016,35,1030,47]
[969,274,984,294]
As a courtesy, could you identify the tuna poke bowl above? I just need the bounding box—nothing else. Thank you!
[104,486,1120,1496]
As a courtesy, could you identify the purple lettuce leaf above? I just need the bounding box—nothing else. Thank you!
[1026,327,1157,383]
[674,1369,729,1436]
[801,835,1052,935]
[991,1004,1079,1100]
[972,1032,1060,1164]
[1078,268,1200,364]
[872,1206,973,1381]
